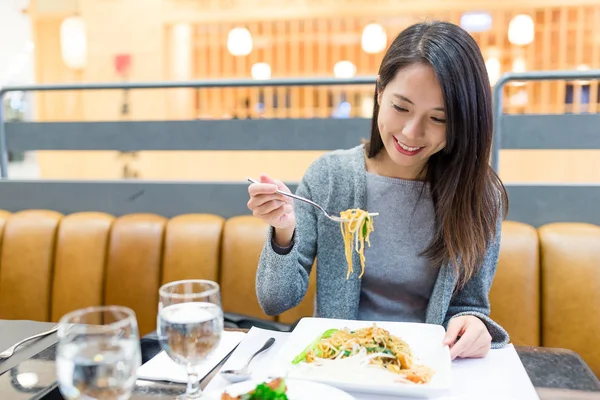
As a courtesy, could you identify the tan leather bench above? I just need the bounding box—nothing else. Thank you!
[0,209,598,376]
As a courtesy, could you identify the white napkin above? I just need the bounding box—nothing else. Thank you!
[136,331,246,383]
[205,328,539,400]
[205,327,291,392]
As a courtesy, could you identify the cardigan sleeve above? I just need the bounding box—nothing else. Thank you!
[255,156,326,316]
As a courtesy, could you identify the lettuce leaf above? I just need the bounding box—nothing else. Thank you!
[291,328,338,364]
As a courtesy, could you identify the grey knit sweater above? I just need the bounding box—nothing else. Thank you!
[256,144,509,348]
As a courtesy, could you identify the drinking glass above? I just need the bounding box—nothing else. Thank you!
[56,305,141,400]
[157,279,224,399]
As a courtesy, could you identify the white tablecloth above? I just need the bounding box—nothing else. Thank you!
[204,327,540,400]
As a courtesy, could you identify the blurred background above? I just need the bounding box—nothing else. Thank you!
[1,0,600,184]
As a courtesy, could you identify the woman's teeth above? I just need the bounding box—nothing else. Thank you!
[396,139,423,151]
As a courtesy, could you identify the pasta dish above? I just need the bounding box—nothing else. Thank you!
[339,208,376,279]
[291,324,434,385]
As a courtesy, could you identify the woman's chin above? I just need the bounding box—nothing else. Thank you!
[389,152,427,168]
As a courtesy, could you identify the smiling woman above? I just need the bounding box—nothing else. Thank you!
[364,21,507,291]
[249,20,510,362]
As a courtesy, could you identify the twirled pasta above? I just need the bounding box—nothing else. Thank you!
[339,209,375,279]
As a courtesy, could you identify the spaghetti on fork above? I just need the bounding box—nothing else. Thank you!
[339,208,375,279]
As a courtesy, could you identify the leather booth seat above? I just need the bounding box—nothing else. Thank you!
[0,210,598,376]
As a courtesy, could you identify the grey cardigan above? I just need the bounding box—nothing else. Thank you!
[256,144,510,348]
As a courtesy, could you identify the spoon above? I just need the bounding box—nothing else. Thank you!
[247,177,378,222]
[0,325,58,360]
[220,337,276,383]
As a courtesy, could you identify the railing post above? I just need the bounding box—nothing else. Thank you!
[0,90,8,179]
[491,75,509,173]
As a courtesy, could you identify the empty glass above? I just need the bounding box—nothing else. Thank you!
[157,279,224,399]
[56,305,141,400]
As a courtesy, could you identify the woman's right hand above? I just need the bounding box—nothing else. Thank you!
[247,174,296,245]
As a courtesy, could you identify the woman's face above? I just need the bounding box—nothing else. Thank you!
[376,63,447,178]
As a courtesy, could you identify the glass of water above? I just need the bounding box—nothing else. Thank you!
[56,305,141,400]
[157,280,223,399]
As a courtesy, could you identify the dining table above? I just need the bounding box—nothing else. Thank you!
[0,320,599,400]
[134,329,600,400]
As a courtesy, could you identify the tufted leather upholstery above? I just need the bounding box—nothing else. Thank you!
[489,221,540,346]
[51,212,114,322]
[539,223,600,377]
[0,209,598,376]
[0,210,62,322]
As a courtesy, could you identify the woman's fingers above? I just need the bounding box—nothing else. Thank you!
[247,174,296,230]
[248,182,279,196]
[247,193,287,209]
[445,316,492,360]
[260,173,293,196]
[449,325,479,360]
[253,199,288,216]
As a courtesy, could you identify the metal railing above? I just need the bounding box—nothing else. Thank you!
[3,70,600,177]
[491,69,600,171]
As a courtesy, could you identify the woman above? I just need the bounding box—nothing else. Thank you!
[247,21,509,360]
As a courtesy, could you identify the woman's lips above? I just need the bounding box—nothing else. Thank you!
[393,136,424,156]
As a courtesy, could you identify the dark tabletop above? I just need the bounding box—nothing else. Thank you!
[1,320,598,400]
[517,346,600,392]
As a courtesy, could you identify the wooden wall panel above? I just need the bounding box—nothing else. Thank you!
[188,6,600,119]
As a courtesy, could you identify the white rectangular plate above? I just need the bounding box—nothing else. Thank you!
[268,317,452,398]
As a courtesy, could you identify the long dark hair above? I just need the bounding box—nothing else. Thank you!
[366,21,508,289]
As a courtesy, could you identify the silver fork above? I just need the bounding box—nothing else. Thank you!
[247,177,378,222]
[0,325,59,360]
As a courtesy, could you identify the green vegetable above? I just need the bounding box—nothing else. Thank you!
[362,217,368,236]
[366,346,393,355]
[291,328,338,364]
[343,350,351,357]
[240,379,288,400]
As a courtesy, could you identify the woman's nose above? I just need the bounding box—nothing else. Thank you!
[402,119,424,139]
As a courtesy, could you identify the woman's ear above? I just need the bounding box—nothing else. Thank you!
[376,76,382,106]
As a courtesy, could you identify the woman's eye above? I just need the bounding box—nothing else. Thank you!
[392,104,408,112]
[431,117,446,124]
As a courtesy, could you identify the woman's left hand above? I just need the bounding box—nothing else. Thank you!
[442,315,492,360]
